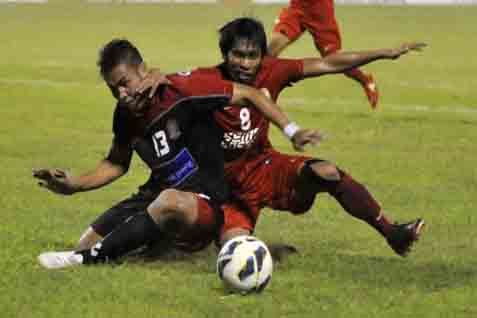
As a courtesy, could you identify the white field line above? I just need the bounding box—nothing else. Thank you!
[1,77,476,115]
[0,78,104,88]
[279,97,477,115]
[0,78,81,87]
[394,80,469,91]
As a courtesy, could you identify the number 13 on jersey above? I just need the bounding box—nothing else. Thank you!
[152,130,170,157]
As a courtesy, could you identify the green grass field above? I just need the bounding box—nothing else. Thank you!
[1,2,476,317]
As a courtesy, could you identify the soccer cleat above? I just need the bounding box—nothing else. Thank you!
[38,251,84,269]
[386,219,425,257]
[362,74,379,109]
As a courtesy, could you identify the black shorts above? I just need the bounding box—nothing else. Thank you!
[91,189,158,237]
[91,189,225,252]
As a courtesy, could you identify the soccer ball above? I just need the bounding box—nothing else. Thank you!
[216,235,273,294]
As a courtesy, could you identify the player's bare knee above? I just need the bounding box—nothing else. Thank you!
[148,189,181,216]
[310,161,340,181]
[147,189,196,227]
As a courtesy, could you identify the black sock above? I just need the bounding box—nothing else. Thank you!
[78,212,160,264]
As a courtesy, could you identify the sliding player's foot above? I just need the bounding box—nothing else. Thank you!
[386,219,425,257]
[362,74,379,109]
[38,251,83,269]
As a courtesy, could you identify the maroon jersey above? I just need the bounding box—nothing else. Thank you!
[110,69,234,203]
[212,57,311,224]
[208,56,304,171]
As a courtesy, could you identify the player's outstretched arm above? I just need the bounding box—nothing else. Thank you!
[302,42,427,78]
[231,83,324,151]
[33,141,131,195]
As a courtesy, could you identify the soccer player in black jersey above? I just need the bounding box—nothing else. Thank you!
[35,39,321,269]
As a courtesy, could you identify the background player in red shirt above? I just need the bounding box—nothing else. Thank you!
[140,18,425,257]
[35,39,321,269]
[268,0,380,108]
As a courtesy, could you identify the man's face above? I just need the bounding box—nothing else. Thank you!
[225,39,263,85]
[106,63,149,114]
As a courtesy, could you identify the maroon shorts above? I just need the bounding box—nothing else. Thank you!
[174,193,261,250]
[170,193,226,251]
[273,0,342,55]
[225,149,314,227]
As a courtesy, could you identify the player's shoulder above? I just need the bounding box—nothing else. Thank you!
[166,66,226,95]
[261,56,303,74]
[167,66,221,83]
[195,65,222,76]
[112,103,138,137]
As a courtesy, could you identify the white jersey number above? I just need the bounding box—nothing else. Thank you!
[240,108,251,131]
[152,130,170,157]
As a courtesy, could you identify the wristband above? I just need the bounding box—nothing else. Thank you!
[283,122,300,139]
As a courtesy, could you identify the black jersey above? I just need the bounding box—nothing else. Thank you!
[111,71,234,204]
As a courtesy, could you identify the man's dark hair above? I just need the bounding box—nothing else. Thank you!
[218,17,267,57]
[97,39,143,80]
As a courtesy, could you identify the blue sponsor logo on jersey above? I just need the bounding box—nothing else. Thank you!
[157,148,198,187]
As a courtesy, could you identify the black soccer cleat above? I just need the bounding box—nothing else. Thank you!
[386,218,425,257]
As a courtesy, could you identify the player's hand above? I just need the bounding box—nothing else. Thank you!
[32,168,78,195]
[136,68,171,98]
[389,42,427,59]
[291,129,324,152]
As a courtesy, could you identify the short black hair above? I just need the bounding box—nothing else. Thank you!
[97,39,143,80]
[218,17,267,57]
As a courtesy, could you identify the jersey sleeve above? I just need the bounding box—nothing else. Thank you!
[104,137,133,170]
[112,105,134,146]
[107,105,134,169]
[274,58,305,86]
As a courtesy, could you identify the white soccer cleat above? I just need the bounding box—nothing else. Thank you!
[38,251,84,269]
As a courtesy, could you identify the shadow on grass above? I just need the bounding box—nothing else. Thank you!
[40,237,476,294]
[124,241,300,276]
[125,241,299,263]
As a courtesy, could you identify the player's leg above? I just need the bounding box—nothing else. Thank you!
[81,189,214,263]
[293,160,424,256]
[38,190,220,268]
[226,153,304,261]
[76,228,102,251]
[268,0,305,57]
[76,190,155,250]
[220,228,251,244]
[219,202,298,262]
[294,160,393,233]
[268,32,293,58]
[219,202,254,245]
[305,0,379,109]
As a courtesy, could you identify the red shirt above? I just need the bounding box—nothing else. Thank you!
[205,56,304,164]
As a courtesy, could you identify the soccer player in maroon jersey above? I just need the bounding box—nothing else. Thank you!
[140,18,425,257]
[35,39,320,268]
[268,0,380,108]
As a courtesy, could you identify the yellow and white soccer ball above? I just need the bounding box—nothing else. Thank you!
[217,235,273,294]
